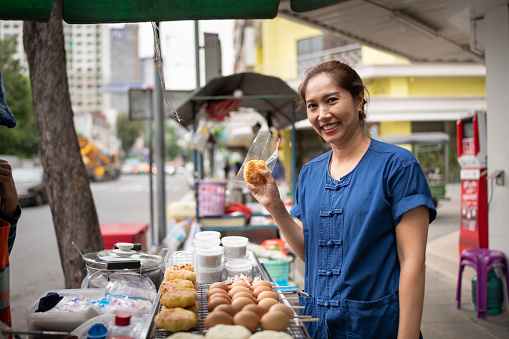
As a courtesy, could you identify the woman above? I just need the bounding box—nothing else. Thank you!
[0,159,20,327]
[247,60,436,338]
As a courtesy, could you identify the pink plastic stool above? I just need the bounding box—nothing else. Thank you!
[456,248,509,319]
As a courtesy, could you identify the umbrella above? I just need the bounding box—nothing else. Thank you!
[2,0,347,23]
[174,72,307,129]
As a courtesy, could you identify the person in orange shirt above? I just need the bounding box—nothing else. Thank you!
[0,159,20,327]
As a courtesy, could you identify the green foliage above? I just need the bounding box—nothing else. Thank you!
[165,122,182,160]
[116,112,144,157]
[0,36,38,157]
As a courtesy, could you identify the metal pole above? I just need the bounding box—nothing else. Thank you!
[194,20,204,180]
[147,89,155,247]
[291,107,296,201]
[153,22,166,244]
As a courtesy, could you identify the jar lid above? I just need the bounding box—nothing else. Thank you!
[87,323,107,339]
[221,236,248,246]
[115,311,131,326]
[83,249,163,270]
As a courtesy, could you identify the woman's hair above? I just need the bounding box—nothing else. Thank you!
[298,60,369,127]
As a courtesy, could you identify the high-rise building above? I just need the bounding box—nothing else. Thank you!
[63,23,105,115]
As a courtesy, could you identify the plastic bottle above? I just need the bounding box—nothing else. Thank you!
[107,312,135,339]
[87,323,108,339]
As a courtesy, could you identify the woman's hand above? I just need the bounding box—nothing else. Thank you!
[246,168,282,213]
[0,159,18,215]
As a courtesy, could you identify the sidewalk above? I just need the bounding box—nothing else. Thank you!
[422,183,509,338]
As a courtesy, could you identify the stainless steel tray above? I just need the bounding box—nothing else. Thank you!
[144,251,310,338]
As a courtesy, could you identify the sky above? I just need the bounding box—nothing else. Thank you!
[138,20,235,90]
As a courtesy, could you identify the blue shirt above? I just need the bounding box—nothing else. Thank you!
[291,138,436,338]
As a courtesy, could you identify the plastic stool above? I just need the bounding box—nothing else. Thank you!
[456,248,509,319]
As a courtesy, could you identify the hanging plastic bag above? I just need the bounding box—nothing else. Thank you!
[233,128,280,187]
[187,116,210,152]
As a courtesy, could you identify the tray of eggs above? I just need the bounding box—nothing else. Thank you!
[150,265,314,338]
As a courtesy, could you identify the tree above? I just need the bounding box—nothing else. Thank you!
[0,36,38,157]
[116,112,144,157]
[23,0,104,288]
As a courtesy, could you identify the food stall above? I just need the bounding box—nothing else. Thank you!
[26,241,310,338]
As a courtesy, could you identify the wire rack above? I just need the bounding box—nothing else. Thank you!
[145,252,310,338]
[149,283,310,338]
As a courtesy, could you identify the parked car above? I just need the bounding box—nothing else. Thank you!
[12,167,48,207]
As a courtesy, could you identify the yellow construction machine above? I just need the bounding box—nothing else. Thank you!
[78,137,120,181]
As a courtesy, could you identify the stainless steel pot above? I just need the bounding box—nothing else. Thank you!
[81,243,164,287]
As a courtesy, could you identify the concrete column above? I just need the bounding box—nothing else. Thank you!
[484,5,509,254]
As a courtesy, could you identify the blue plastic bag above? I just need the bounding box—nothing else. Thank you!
[0,71,16,128]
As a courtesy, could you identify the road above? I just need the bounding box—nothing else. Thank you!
[9,172,191,330]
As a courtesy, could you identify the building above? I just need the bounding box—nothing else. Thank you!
[234,17,487,182]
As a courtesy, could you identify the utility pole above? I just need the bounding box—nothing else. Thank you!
[153,22,166,244]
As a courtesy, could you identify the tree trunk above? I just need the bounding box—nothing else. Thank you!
[23,0,104,288]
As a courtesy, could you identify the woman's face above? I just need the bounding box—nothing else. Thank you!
[305,73,363,146]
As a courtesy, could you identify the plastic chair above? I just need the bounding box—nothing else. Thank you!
[456,248,509,319]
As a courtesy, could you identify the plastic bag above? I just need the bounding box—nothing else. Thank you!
[233,128,280,187]
[92,293,153,316]
[187,116,210,152]
[104,271,157,302]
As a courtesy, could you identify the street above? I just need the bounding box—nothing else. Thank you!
[9,172,191,330]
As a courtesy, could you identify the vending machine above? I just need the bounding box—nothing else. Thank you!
[456,111,488,254]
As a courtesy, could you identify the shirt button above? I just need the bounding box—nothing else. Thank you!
[327,241,333,246]
[327,271,332,276]
[324,301,330,307]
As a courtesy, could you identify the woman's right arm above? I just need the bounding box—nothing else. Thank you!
[247,169,305,261]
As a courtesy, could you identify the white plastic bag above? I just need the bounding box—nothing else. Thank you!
[233,128,280,187]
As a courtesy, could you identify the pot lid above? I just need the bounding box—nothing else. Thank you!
[83,246,163,270]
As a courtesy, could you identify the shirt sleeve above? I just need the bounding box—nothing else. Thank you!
[0,203,21,254]
[388,161,437,226]
[290,171,304,220]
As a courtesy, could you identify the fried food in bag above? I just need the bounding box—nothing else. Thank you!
[244,160,269,187]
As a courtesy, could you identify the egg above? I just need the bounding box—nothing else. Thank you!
[214,304,238,317]
[233,310,260,332]
[229,286,251,297]
[251,280,273,290]
[232,291,255,301]
[260,310,290,331]
[231,280,251,289]
[231,296,255,311]
[257,298,279,310]
[209,292,232,304]
[204,310,233,329]
[268,304,294,319]
[243,304,266,318]
[257,291,279,301]
[209,282,229,292]
[207,297,230,312]
[207,288,229,299]
[252,286,272,298]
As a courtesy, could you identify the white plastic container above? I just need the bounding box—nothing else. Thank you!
[26,289,106,332]
[195,246,223,268]
[197,265,224,283]
[221,236,248,258]
[194,237,221,248]
[108,311,135,338]
[195,231,221,240]
[225,259,252,278]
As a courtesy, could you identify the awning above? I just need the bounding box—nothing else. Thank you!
[1,0,348,23]
[175,72,307,129]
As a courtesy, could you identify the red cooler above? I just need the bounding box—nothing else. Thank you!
[100,223,149,252]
